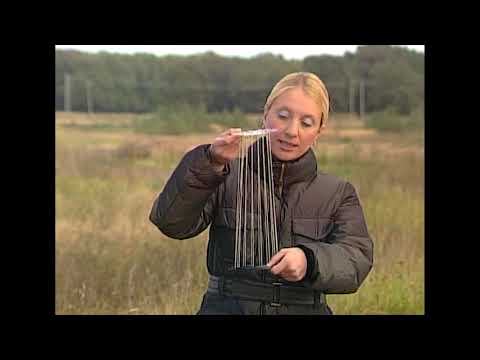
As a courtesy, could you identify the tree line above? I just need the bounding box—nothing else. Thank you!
[55,45,424,115]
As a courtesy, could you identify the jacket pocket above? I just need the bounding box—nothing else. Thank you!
[292,217,333,243]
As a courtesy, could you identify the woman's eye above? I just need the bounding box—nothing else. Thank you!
[278,111,289,119]
[302,118,314,127]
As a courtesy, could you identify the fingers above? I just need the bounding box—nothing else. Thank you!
[267,248,288,268]
[219,128,242,138]
[271,259,303,281]
[213,137,228,146]
[267,249,289,275]
[214,128,242,145]
[269,255,289,276]
[210,128,243,164]
[226,128,242,143]
[267,248,306,281]
[212,136,241,148]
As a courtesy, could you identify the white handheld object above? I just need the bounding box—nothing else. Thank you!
[234,127,279,270]
[239,128,278,137]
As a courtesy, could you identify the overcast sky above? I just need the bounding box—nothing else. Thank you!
[55,45,424,60]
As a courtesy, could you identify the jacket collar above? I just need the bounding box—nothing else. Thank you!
[247,138,317,187]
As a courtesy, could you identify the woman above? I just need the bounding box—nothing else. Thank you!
[149,72,373,315]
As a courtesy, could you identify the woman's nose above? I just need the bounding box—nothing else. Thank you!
[284,120,299,138]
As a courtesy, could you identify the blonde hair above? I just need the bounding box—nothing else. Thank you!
[263,72,330,129]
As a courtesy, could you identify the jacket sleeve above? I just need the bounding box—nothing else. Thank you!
[149,144,229,239]
[301,182,374,294]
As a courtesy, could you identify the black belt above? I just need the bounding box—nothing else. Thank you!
[207,275,324,307]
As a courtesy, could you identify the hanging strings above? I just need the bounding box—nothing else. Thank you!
[234,129,278,269]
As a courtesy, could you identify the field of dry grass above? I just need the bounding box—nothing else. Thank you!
[55,111,424,315]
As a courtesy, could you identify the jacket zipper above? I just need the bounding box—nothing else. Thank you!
[278,163,286,246]
[278,164,285,201]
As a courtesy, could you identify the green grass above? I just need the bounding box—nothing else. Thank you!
[365,107,424,133]
[56,112,424,315]
[60,123,133,131]
[133,103,247,135]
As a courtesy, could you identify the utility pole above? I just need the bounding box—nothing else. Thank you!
[64,73,71,112]
[86,80,93,115]
[359,79,365,121]
[349,78,355,121]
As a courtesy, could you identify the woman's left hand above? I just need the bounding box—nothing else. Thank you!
[267,248,307,282]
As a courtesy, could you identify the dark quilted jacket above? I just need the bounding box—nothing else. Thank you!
[150,141,373,313]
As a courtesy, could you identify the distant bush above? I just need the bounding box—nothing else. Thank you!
[61,123,131,132]
[339,136,353,144]
[115,141,152,159]
[133,103,247,135]
[366,106,424,133]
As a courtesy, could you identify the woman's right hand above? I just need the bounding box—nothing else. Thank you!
[209,128,242,165]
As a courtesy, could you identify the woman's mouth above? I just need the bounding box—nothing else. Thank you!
[278,139,299,151]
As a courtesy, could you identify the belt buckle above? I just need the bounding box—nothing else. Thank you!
[270,282,282,307]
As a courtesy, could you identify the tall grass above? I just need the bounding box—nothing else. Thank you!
[56,112,424,315]
[133,103,247,135]
[313,140,424,314]
[365,106,424,133]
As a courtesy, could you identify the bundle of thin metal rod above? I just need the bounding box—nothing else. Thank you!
[234,128,278,270]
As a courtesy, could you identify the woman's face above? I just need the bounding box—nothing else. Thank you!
[264,87,323,161]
